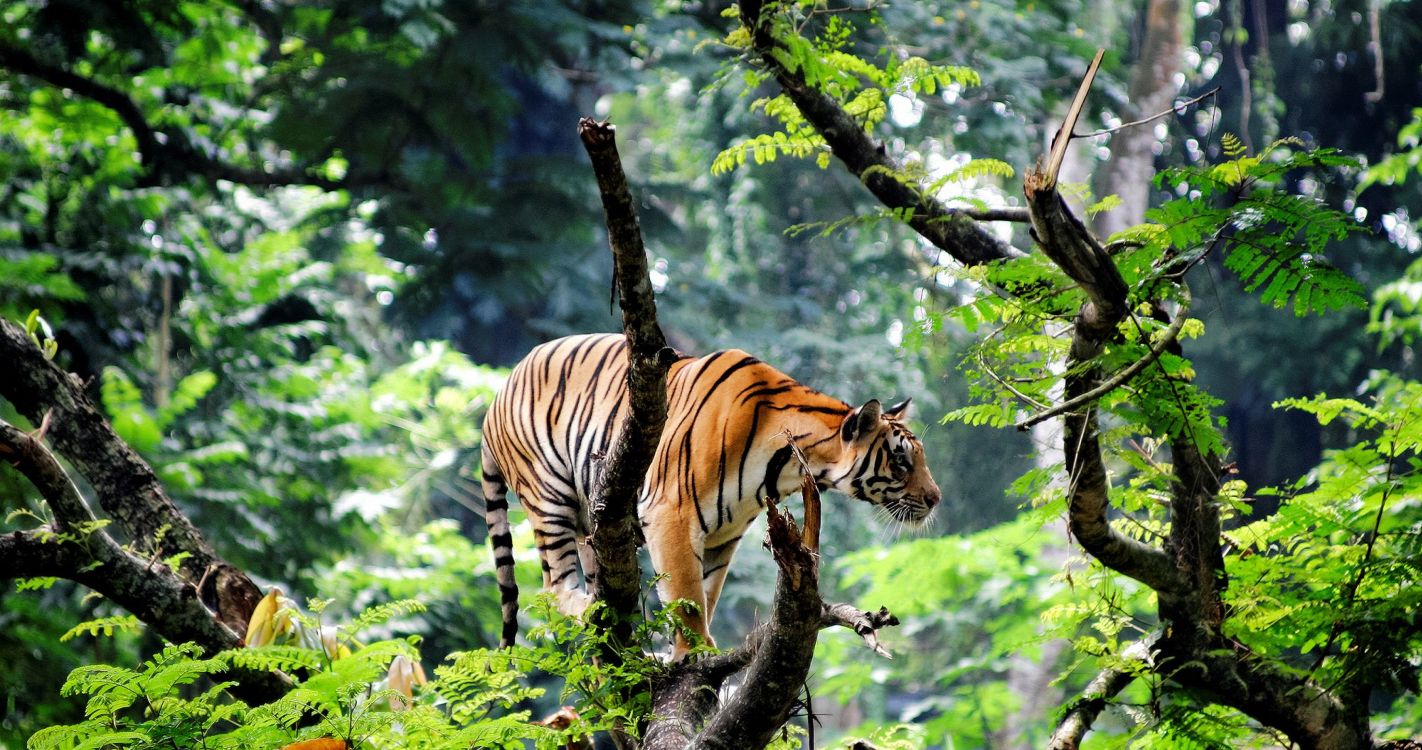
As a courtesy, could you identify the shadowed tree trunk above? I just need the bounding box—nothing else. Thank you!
[1093,0,1185,239]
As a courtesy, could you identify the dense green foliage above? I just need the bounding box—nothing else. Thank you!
[3,0,1422,747]
[29,600,619,750]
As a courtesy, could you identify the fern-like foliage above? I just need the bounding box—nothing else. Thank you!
[1139,137,1365,316]
[59,615,142,642]
[27,594,709,750]
[1222,376,1422,700]
[342,598,426,638]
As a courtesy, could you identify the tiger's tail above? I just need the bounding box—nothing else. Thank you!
[481,446,519,648]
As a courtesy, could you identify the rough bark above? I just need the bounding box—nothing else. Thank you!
[0,318,262,635]
[692,503,822,750]
[1023,174,1184,596]
[577,117,672,651]
[0,420,289,704]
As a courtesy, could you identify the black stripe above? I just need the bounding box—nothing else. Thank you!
[706,535,743,556]
[762,445,794,499]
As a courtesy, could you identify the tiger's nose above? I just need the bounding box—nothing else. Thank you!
[925,489,941,509]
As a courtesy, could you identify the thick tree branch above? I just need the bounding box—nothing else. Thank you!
[671,485,899,748]
[577,118,671,650]
[1023,175,1181,593]
[736,0,1020,265]
[643,598,899,749]
[1025,63,1374,749]
[641,473,896,750]
[0,318,262,635]
[0,40,348,190]
[749,10,1385,739]
[0,431,289,704]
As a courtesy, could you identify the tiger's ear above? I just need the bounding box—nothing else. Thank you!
[885,398,912,420]
[840,399,883,443]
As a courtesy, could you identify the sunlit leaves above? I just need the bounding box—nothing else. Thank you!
[100,367,164,454]
[1222,375,1422,693]
[1360,107,1422,189]
[59,616,143,643]
[1371,256,1422,348]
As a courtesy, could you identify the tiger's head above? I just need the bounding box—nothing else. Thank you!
[830,398,941,526]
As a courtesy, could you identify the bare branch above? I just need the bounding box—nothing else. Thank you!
[1041,49,1104,189]
[644,595,898,749]
[1073,88,1220,139]
[577,118,672,653]
[822,603,899,659]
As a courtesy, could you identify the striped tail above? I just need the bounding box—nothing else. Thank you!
[481,447,519,648]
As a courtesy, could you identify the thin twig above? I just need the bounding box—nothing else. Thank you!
[976,352,1049,410]
[1073,88,1221,139]
[1016,294,1192,430]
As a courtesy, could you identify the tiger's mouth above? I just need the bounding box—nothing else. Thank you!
[880,495,937,527]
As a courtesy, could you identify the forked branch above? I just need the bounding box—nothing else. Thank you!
[0,414,289,704]
[0,318,263,636]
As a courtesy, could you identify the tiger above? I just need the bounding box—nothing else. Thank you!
[479,333,941,654]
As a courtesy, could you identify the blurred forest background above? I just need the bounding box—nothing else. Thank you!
[1,0,1421,747]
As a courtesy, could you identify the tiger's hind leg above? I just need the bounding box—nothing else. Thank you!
[529,492,594,619]
[700,532,746,632]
